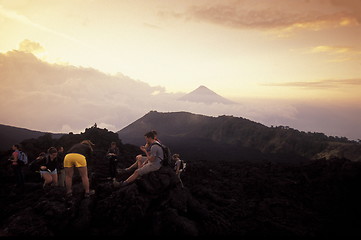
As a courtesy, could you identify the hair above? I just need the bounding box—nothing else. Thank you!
[151,130,158,136]
[13,144,20,150]
[172,153,180,159]
[144,131,155,139]
[39,152,46,157]
[81,140,95,151]
[48,147,57,155]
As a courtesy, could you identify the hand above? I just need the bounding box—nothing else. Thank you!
[40,166,47,170]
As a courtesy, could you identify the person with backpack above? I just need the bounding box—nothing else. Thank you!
[64,140,95,198]
[120,130,160,174]
[114,131,163,187]
[173,153,185,188]
[38,147,58,188]
[8,144,25,188]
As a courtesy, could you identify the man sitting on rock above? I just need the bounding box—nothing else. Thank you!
[114,131,163,187]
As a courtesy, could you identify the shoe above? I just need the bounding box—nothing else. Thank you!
[113,180,120,187]
[84,189,95,198]
[117,169,127,175]
[65,192,73,199]
[43,185,51,191]
[113,180,128,188]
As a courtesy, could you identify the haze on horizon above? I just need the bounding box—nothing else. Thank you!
[0,0,360,140]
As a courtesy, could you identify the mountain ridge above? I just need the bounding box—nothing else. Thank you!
[118,111,361,162]
[0,124,64,151]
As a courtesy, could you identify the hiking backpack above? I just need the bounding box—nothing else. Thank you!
[18,151,28,165]
[152,142,172,166]
[179,160,186,171]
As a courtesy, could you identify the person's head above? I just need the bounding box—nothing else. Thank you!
[12,144,20,151]
[172,153,180,159]
[144,131,156,144]
[48,147,58,159]
[57,146,64,153]
[151,130,158,138]
[81,140,95,151]
[38,152,46,158]
[110,141,117,148]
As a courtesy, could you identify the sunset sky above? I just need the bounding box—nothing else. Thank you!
[0,0,360,140]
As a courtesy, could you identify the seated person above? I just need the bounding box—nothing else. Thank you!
[114,131,163,187]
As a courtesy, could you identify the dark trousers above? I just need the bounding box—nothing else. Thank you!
[109,157,118,179]
[12,165,24,187]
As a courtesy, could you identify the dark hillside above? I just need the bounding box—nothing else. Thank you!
[0,124,64,151]
[118,111,361,162]
[1,127,361,236]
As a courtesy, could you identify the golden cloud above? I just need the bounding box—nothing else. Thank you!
[262,78,361,89]
[309,45,361,62]
[166,0,360,36]
[18,39,45,53]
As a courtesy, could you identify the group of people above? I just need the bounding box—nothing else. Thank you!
[9,140,96,198]
[8,130,186,198]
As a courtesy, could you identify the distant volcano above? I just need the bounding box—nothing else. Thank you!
[178,85,234,104]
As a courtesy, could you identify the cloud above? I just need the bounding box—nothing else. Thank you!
[279,100,361,141]
[0,48,165,133]
[309,45,361,62]
[262,78,361,89]
[0,45,300,135]
[18,39,45,53]
[330,0,361,22]
[1,42,360,140]
[164,0,359,35]
[0,4,91,48]
[311,45,354,54]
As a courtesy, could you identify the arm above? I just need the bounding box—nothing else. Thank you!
[38,158,47,170]
[11,152,19,164]
[141,145,156,163]
[175,160,181,174]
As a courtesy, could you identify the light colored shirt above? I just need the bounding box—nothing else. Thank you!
[150,143,163,165]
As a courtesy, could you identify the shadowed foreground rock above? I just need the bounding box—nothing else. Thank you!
[1,158,361,236]
[0,166,203,236]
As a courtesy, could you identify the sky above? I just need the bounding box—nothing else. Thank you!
[0,0,360,140]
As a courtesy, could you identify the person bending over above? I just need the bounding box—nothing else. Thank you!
[64,140,95,198]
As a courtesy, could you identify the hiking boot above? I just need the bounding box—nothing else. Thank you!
[64,192,73,201]
[113,180,128,188]
[117,169,127,175]
[84,189,95,198]
[43,184,52,192]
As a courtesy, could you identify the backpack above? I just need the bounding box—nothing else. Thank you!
[175,159,186,173]
[179,160,186,171]
[18,151,28,165]
[152,142,172,166]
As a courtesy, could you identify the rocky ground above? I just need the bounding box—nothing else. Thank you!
[1,157,361,236]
